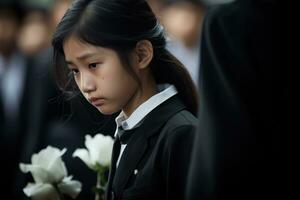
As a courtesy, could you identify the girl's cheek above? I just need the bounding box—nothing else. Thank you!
[74,79,81,91]
[99,79,113,95]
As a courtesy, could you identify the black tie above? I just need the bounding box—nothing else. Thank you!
[109,127,136,180]
[117,127,136,145]
[106,127,137,199]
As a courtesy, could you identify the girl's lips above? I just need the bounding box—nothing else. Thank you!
[88,97,106,106]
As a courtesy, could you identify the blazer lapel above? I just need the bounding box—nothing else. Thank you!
[111,96,186,198]
[112,130,148,195]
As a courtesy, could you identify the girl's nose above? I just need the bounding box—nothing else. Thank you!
[80,73,96,94]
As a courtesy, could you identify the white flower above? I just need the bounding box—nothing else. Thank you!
[20,146,82,200]
[20,146,67,184]
[73,134,114,170]
[23,183,60,200]
[58,176,82,198]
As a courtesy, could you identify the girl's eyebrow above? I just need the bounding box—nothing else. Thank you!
[77,52,97,61]
[65,60,73,65]
[65,53,99,65]
[65,52,94,63]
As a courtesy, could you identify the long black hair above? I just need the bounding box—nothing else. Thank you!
[52,0,199,115]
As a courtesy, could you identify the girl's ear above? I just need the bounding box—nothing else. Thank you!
[135,40,153,69]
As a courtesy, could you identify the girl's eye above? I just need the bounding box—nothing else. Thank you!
[88,63,99,69]
[71,69,79,75]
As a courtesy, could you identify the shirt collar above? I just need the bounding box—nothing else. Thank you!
[114,84,178,137]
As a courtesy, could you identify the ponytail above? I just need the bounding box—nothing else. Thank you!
[151,48,199,115]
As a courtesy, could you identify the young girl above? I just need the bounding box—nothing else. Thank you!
[52,0,198,199]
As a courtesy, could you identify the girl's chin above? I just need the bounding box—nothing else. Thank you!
[96,107,120,115]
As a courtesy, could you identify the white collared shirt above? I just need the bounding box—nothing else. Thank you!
[114,84,178,167]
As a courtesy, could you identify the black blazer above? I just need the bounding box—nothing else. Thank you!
[106,95,198,200]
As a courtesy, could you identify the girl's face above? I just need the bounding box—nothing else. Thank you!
[63,36,139,115]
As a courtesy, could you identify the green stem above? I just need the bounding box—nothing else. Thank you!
[95,172,101,200]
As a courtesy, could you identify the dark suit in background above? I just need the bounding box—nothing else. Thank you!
[187,0,281,199]
[0,54,37,199]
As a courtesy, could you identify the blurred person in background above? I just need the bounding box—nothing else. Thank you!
[0,1,38,198]
[162,0,206,86]
[50,0,73,28]
[186,0,281,199]
[0,1,66,199]
[147,0,166,17]
[18,10,51,56]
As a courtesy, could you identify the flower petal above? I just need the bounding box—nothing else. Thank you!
[20,146,68,184]
[72,148,93,169]
[85,134,114,167]
[31,146,66,169]
[47,156,68,183]
[23,182,60,200]
[58,176,82,199]
[19,164,49,183]
[85,134,101,165]
[96,135,114,167]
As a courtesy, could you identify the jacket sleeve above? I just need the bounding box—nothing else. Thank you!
[161,124,196,200]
